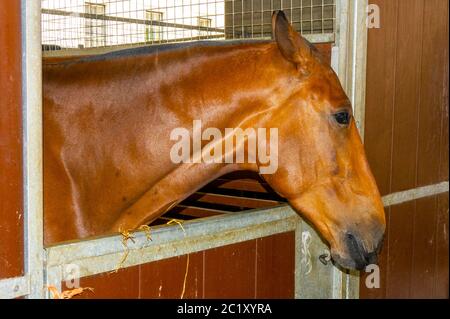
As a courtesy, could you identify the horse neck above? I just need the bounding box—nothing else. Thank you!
[160,41,296,137]
[146,43,296,185]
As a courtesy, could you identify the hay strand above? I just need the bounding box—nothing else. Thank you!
[47,285,94,299]
[163,218,189,299]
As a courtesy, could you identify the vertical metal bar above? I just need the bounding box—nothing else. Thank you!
[309,0,312,33]
[336,0,368,139]
[295,217,336,299]
[190,0,193,40]
[350,0,368,141]
[334,0,367,299]
[22,0,44,299]
[241,0,244,37]
[44,266,63,299]
[346,1,367,298]
[290,0,293,22]
[321,0,324,33]
[231,0,235,38]
[331,266,344,298]
[330,34,345,299]
[260,0,263,38]
[300,0,303,34]
[251,0,254,38]
[336,0,349,97]
[294,217,303,298]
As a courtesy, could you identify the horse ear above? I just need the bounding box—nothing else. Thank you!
[272,10,312,72]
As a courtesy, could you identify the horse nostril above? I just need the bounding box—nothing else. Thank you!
[345,232,370,269]
[344,231,382,270]
[346,232,360,253]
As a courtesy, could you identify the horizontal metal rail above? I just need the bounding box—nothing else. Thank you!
[382,181,449,207]
[46,204,295,268]
[193,191,283,204]
[0,275,30,299]
[42,8,225,33]
[45,205,298,294]
[42,33,335,58]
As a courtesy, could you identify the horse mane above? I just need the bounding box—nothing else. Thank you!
[44,39,273,66]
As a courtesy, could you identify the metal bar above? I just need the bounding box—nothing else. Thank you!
[336,0,350,89]
[46,204,294,267]
[41,8,224,33]
[335,0,368,138]
[0,275,30,299]
[217,33,336,44]
[295,218,337,299]
[344,271,360,299]
[337,0,368,297]
[43,34,224,57]
[294,218,302,298]
[42,32,335,58]
[350,0,368,140]
[332,0,348,298]
[45,205,298,279]
[303,32,335,43]
[174,204,238,214]
[53,218,296,280]
[333,0,364,299]
[44,266,62,298]
[22,0,44,299]
[382,181,449,207]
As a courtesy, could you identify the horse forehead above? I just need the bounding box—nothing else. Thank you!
[309,66,349,104]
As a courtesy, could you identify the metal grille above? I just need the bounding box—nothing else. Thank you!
[42,0,335,51]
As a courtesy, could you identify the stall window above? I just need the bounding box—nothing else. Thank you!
[85,2,106,48]
[145,10,163,42]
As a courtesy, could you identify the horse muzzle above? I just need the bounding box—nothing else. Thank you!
[331,228,384,271]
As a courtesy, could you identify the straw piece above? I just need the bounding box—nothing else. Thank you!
[47,285,94,299]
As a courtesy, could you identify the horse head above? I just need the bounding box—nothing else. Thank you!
[260,11,385,270]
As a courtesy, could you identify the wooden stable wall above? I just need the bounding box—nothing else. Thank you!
[0,0,24,280]
[63,232,295,299]
[361,0,449,298]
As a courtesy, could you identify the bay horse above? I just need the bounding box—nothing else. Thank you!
[43,11,385,270]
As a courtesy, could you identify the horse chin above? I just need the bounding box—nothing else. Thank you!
[330,250,366,271]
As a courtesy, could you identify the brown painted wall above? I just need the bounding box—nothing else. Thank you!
[0,0,24,279]
[362,0,449,298]
[63,232,295,299]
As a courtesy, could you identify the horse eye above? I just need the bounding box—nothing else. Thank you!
[333,111,351,126]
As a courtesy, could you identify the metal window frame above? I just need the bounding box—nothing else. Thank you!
[332,0,371,298]
[0,0,354,300]
[6,0,448,300]
[41,0,336,53]
[145,10,164,42]
[0,0,44,300]
[43,204,353,299]
[37,0,365,299]
[336,0,369,140]
[84,2,107,48]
